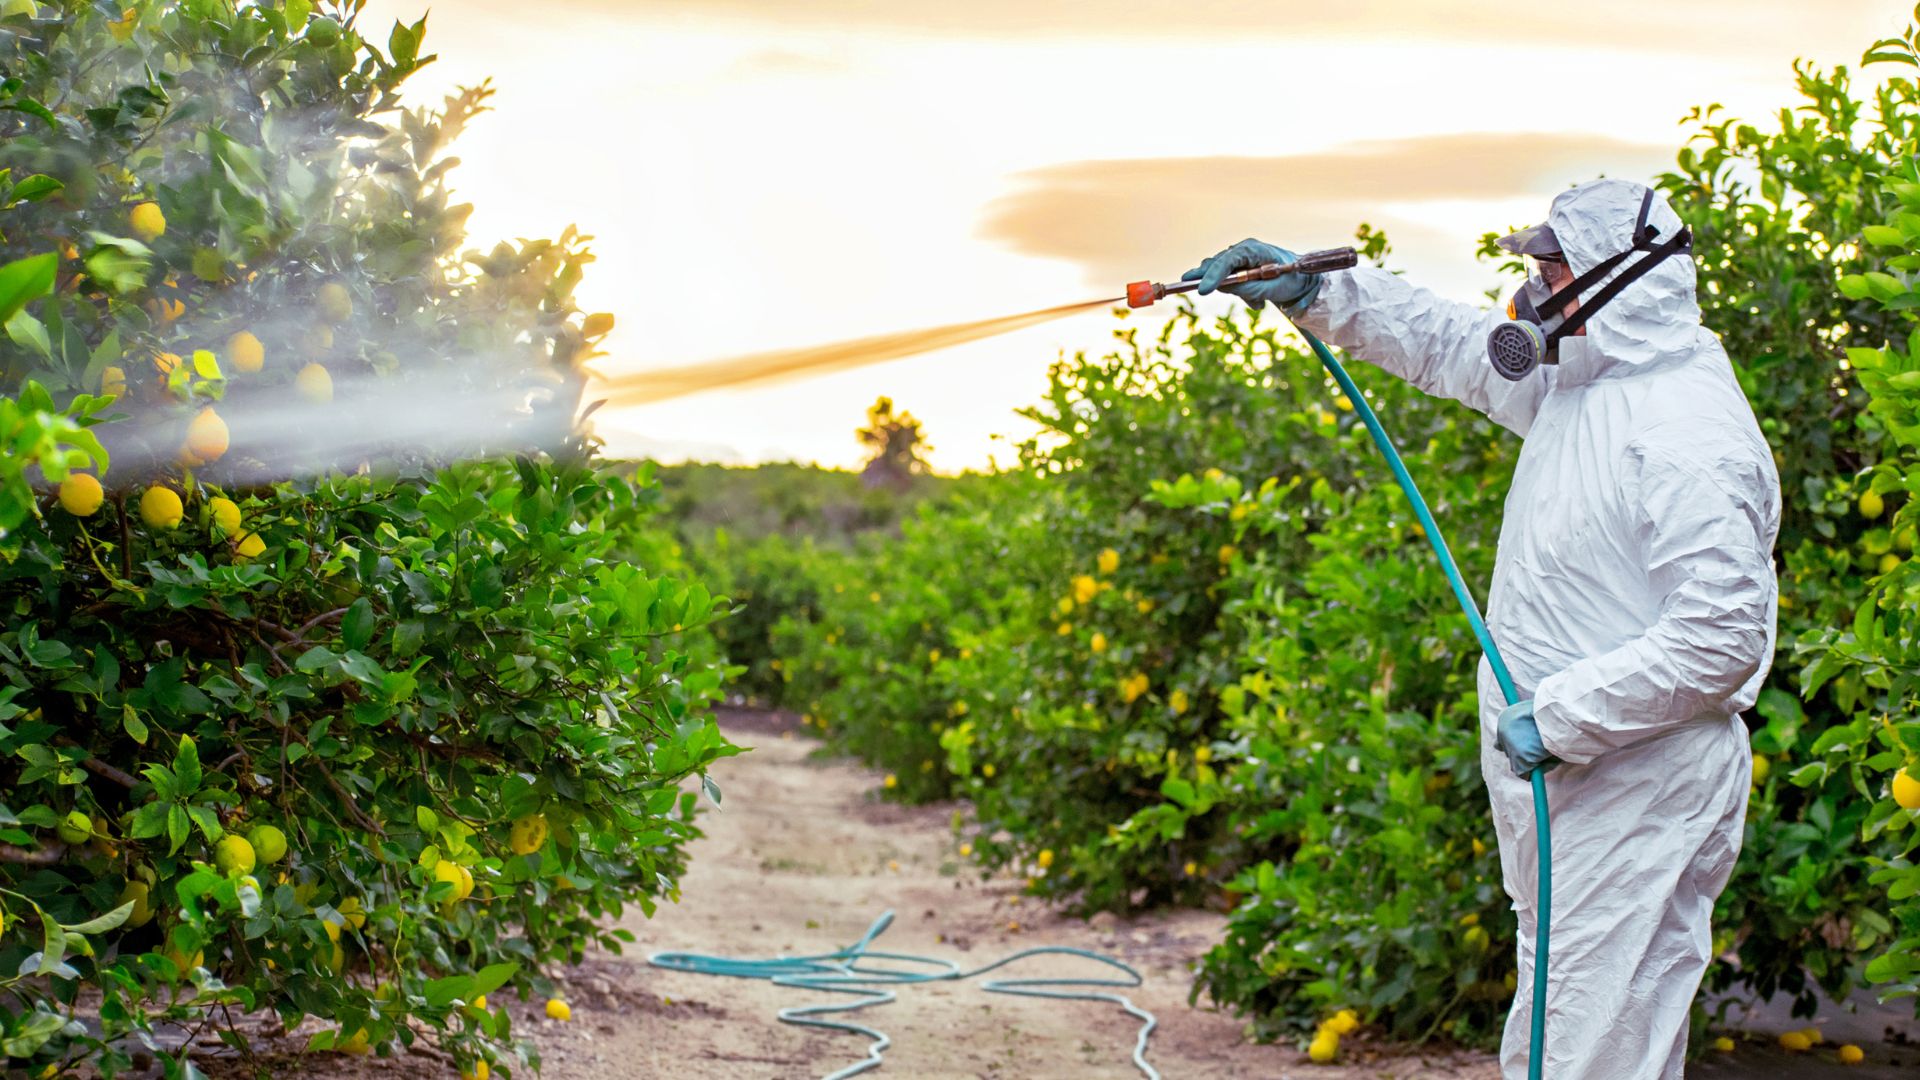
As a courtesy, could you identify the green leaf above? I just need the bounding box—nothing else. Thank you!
[0,251,55,324]
[1864,224,1909,248]
[295,645,340,671]
[174,735,203,795]
[342,598,376,652]
[63,901,136,935]
[11,175,63,202]
[470,961,519,997]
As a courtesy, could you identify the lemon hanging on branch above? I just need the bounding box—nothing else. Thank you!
[247,824,287,865]
[139,486,183,529]
[316,282,353,324]
[215,834,256,875]
[509,812,549,855]
[227,331,265,373]
[58,473,104,516]
[129,201,166,241]
[296,362,333,403]
[186,407,229,463]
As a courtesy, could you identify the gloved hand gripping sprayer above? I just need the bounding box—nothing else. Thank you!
[1130,248,1555,1080]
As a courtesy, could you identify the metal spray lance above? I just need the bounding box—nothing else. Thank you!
[1124,247,1360,308]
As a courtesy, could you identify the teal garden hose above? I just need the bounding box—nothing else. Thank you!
[1292,324,1551,1080]
[649,910,1161,1079]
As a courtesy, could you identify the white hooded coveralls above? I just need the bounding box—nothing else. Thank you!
[1292,179,1781,1079]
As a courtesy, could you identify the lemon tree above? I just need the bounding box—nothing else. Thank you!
[0,3,734,1075]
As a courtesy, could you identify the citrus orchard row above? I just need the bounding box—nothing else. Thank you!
[1,4,732,1076]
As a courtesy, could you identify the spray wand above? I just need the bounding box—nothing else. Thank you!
[1124,246,1360,308]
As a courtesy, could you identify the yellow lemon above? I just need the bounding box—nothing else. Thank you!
[186,407,229,463]
[140,486,183,529]
[1838,1044,1864,1064]
[129,201,166,241]
[1711,1036,1735,1052]
[883,774,898,789]
[227,331,265,373]
[1218,544,1237,564]
[338,896,366,930]
[1097,548,1119,574]
[545,998,571,1021]
[1893,767,1920,810]
[1170,690,1190,716]
[1752,753,1770,785]
[1091,632,1107,653]
[295,362,333,403]
[1326,1008,1359,1035]
[1860,490,1885,518]
[316,283,353,323]
[1463,926,1490,952]
[119,879,154,928]
[209,496,241,536]
[1182,860,1198,877]
[433,859,466,900]
[582,312,615,337]
[58,473,104,517]
[234,531,266,560]
[1797,1027,1823,1045]
[1072,574,1098,604]
[214,835,255,876]
[1308,1030,1338,1062]
[247,824,287,865]
[461,1063,491,1080]
[337,1028,371,1055]
[1880,553,1902,574]
[1779,1031,1810,1052]
[100,365,127,397]
[1037,849,1054,869]
[509,813,549,856]
[982,763,995,778]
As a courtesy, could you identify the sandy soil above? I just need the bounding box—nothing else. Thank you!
[541,709,1497,1080]
[193,707,1913,1079]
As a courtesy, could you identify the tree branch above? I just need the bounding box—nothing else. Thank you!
[0,842,69,865]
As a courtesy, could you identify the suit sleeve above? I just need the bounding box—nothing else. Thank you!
[1290,265,1547,437]
[1529,432,1778,763]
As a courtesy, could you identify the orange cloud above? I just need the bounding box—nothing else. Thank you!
[976,132,1674,288]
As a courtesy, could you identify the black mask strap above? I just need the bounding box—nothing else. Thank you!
[1546,224,1691,344]
[1536,188,1691,344]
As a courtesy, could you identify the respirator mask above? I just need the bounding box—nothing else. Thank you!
[1486,188,1693,381]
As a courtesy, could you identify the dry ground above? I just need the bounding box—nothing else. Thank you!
[197,707,1913,1078]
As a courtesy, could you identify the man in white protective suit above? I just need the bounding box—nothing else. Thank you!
[1184,177,1781,1078]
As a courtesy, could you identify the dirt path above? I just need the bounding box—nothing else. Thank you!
[532,709,1498,1080]
[215,707,1915,1078]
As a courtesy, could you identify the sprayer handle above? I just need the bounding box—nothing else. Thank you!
[1287,246,1361,275]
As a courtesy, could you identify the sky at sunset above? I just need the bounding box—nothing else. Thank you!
[359,0,1903,472]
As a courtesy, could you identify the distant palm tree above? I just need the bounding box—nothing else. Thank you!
[857,396,931,491]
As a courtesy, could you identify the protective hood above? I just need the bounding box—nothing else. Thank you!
[1542,178,1702,383]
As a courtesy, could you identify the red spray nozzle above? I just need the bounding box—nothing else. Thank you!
[1126,247,1360,308]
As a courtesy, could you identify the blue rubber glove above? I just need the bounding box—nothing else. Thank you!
[1182,239,1323,314]
[1494,699,1561,779]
